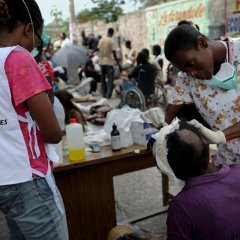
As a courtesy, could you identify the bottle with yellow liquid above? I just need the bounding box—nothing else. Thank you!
[66,118,85,162]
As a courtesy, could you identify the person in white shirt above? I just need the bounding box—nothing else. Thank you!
[152,44,163,69]
[60,32,71,48]
[124,40,136,66]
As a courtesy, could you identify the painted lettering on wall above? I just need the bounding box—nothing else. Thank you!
[159,4,205,26]
[234,0,240,12]
[227,16,240,32]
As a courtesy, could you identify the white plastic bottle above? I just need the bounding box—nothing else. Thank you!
[66,118,85,162]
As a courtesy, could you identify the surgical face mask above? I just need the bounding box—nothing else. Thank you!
[41,27,50,46]
[31,48,39,57]
[31,31,44,57]
[209,62,237,90]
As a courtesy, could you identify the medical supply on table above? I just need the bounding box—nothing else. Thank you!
[111,123,121,151]
[66,118,85,162]
[131,119,158,146]
[90,143,101,153]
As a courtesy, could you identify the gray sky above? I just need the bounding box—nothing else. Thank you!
[36,0,141,25]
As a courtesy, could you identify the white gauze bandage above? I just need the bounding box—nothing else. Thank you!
[152,118,184,186]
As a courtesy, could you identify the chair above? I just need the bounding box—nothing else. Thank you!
[121,87,147,111]
[145,83,167,109]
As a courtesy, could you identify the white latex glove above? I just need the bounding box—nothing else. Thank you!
[188,119,226,144]
[140,107,167,129]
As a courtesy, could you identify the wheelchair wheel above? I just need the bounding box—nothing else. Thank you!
[122,87,146,111]
[146,84,167,108]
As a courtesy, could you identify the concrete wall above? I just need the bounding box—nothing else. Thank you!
[118,10,147,53]
[76,0,226,54]
[77,9,147,54]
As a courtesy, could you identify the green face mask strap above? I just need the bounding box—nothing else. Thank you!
[41,27,50,46]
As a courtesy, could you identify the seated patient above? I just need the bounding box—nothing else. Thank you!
[128,51,157,96]
[114,119,240,240]
[159,119,240,240]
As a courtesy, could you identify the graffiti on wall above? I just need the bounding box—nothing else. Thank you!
[227,16,240,33]
[226,0,240,36]
[233,0,240,12]
[159,3,205,26]
[146,0,211,48]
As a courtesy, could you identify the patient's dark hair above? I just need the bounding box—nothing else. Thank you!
[177,20,200,31]
[178,20,192,26]
[164,24,205,62]
[136,51,148,65]
[166,120,209,181]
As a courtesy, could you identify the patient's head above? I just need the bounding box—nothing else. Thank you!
[166,120,209,181]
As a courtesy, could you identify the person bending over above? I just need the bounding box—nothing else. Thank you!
[141,24,240,166]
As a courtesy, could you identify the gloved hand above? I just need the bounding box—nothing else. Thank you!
[140,107,167,129]
[188,119,226,144]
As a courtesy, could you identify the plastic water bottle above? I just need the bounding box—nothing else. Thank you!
[111,123,121,151]
[66,118,85,162]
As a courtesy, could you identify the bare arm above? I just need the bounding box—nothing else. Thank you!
[112,50,121,69]
[46,76,54,104]
[128,65,140,80]
[223,123,240,141]
[158,59,163,69]
[165,104,184,124]
[26,92,62,143]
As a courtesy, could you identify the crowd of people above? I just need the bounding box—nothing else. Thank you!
[1,0,240,239]
[34,24,167,132]
[79,27,165,100]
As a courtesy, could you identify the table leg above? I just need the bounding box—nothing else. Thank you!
[54,164,116,240]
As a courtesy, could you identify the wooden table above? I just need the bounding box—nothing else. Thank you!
[53,145,168,240]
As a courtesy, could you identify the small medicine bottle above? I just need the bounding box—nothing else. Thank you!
[111,123,121,151]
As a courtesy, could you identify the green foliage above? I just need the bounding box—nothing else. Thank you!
[76,0,124,23]
[130,0,166,7]
[50,7,64,25]
[49,7,69,40]
[76,9,94,23]
[92,0,124,22]
[76,0,170,24]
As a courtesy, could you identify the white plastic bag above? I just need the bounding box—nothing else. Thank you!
[104,106,141,148]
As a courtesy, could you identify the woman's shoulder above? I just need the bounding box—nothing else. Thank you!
[7,49,35,66]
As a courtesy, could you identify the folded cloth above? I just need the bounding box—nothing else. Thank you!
[84,129,110,146]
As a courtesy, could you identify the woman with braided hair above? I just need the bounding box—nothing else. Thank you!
[0,0,68,239]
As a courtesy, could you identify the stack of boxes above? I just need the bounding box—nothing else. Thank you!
[131,119,158,146]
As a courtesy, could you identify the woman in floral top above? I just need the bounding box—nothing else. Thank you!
[158,24,240,165]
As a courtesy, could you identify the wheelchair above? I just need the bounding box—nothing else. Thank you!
[120,77,167,111]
